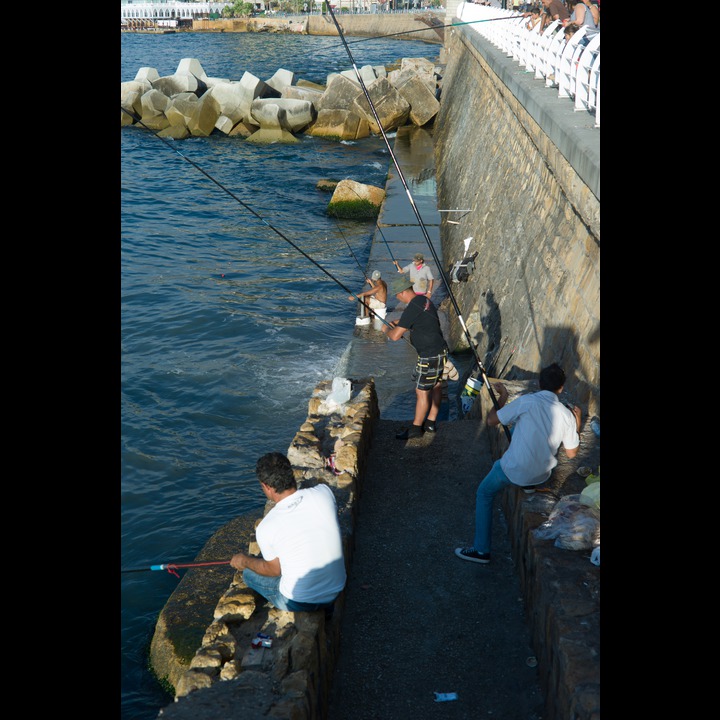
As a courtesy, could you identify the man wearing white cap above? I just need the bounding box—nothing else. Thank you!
[393,253,434,298]
[348,269,387,320]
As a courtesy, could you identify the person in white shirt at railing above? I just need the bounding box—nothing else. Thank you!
[564,0,598,37]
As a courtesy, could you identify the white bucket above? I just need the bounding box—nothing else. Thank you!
[355,316,371,326]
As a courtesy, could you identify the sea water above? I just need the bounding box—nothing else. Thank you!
[121,31,442,720]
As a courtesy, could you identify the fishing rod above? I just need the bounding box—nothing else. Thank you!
[486,335,508,377]
[120,107,409,339]
[326,5,512,443]
[498,346,517,379]
[345,14,527,45]
[121,559,231,578]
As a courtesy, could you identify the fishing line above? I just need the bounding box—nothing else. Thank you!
[326,6,511,442]
[120,107,408,339]
[345,14,525,45]
[335,221,369,278]
[342,180,398,263]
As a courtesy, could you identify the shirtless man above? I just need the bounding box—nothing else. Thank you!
[349,270,388,319]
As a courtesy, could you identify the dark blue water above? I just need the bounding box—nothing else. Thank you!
[121,31,441,720]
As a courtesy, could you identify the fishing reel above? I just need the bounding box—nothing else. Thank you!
[448,251,478,284]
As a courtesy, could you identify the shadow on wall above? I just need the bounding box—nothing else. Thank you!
[502,325,599,413]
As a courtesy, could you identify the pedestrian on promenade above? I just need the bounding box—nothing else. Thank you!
[541,0,570,28]
[564,0,598,36]
[230,452,346,613]
[455,363,582,564]
[393,252,434,298]
[349,269,387,320]
[382,275,449,439]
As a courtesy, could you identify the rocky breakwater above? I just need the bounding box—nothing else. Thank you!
[151,376,379,720]
[120,56,442,143]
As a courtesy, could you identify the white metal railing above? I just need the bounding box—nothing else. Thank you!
[456,2,599,127]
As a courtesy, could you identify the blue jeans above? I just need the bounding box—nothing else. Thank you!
[473,459,512,554]
[242,568,335,612]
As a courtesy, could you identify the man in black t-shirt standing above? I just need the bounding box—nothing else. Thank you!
[383,275,449,440]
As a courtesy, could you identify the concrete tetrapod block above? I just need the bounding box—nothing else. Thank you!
[152,73,203,97]
[176,58,208,82]
[282,85,324,114]
[206,81,246,125]
[389,66,437,97]
[394,73,441,127]
[166,92,199,128]
[245,127,300,144]
[304,109,370,140]
[317,74,363,112]
[250,98,315,133]
[351,76,410,134]
[140,88,171,117]
[121,82,148,123]
[237,71,281,125]
[187,93,221,137]
[265,67,297,94]
[134,67,160,84]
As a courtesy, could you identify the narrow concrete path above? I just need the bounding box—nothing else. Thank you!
[326,418,544,720]
[328,127,545,720]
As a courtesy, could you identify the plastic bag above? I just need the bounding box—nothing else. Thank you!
[580,482,600,509]
[319,377,352,413]
[532,494,600,551]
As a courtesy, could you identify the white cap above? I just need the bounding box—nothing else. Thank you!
[371,270,381,280]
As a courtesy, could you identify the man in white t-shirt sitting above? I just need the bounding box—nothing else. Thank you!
[455,363,582,564]
[230,452,347,613]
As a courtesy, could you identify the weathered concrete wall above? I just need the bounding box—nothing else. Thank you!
[434,25,600,417]
[190,14,443,44]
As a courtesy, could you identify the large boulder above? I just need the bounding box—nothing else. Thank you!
[326,179,385,218]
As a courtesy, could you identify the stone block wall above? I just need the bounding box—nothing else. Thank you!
[433,25,600,418]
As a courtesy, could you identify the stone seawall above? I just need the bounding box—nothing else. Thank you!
[190,13,443,44]
[433,23,600,417]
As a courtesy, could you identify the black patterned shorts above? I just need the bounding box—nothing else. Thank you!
[412,352,446,391]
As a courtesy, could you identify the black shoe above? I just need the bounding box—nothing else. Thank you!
[424,419,437,433]
[454,547,491,564]
[396,424,424,440]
